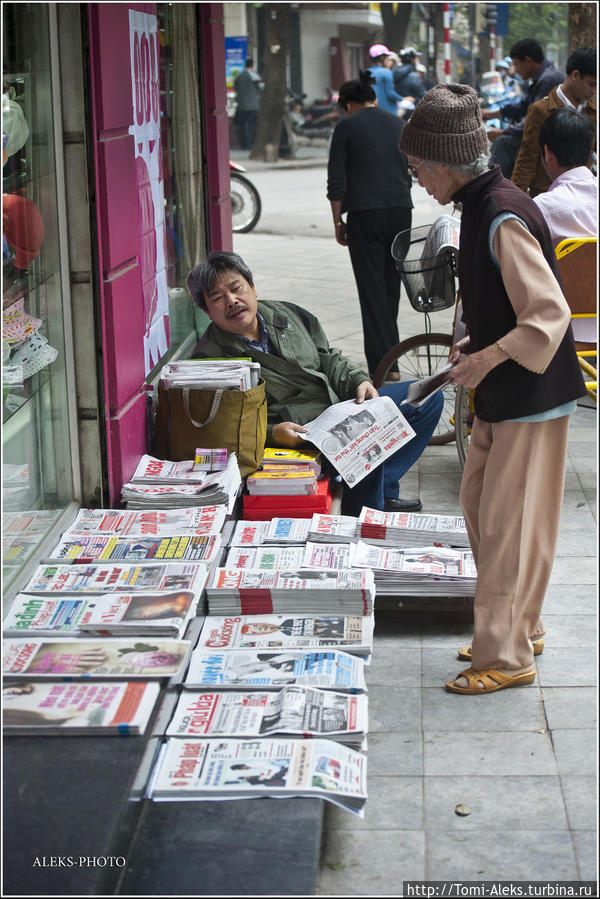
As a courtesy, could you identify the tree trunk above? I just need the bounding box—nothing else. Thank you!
[250,4,291,161]
[380,3,412,55]
[568,3,597,51]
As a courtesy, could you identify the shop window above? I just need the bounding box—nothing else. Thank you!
[2,4,75,589]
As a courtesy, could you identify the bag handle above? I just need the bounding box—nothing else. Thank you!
[182,388,224,428]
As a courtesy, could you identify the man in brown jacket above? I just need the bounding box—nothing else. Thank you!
[511,48,596,197]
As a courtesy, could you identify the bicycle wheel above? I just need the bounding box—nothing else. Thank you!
[372,332,456,445]
[230,172,262,233]
[454,385,472,469]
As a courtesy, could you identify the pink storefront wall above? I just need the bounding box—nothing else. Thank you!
[88,3,230,505]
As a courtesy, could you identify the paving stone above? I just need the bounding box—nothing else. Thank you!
[368,731,423,776]
[424,730,557,776]
[425,829,578,879]
[423,682,546,732]
[571,828,599,880]
[366,645,422,687]
[539,614,597,647]
[542,584,597,615]
[555,528,598,555]
[535,646,597,687]
[542,687,597,730]
[422,647,475,688]
[550,728,597,777]
[424,775,568,830]
[549,556,597,584]
[323,776,423,832]
[369,686,422,735]
[560,776,598,830]
[318,829,425,894]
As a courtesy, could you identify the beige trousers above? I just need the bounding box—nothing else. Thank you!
[459,415,570,670]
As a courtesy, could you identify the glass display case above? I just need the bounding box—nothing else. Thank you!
[3,4,76,589]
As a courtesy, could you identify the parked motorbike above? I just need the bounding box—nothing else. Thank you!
[230,161,262,233]
[288,89,342,137]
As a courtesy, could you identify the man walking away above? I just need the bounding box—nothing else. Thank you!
[234,58,262,150]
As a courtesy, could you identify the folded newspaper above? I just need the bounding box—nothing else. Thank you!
[352,542,476,596]
[122,455,242,514]
[228,517,312,547]
[63,506,227,538]
[196,614,374,657]
[301,396,415,487]
[357,507,470,548]
[166,685,368,749]
[225,542,355,571]
[147,737,367,815]
[160,358,261,390]
[46,533,222,565]
[183,648,367,692]
[22,562,209,596]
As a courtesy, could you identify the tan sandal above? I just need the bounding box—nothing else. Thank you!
[445,666,536,694]
[457,638,544,662]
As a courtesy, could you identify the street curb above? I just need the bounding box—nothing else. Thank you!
[233,157,328,173]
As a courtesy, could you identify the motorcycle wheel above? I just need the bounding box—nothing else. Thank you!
[230,172,262,233]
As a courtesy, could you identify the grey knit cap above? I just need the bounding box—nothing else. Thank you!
[398,83,489,164]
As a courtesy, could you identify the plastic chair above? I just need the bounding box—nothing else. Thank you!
[555,237,597,402]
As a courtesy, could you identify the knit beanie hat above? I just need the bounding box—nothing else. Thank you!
[398,83,488,164]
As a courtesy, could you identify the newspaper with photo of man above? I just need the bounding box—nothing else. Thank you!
[301,396,415,487]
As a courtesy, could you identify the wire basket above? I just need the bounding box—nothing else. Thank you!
[391,221,459,313]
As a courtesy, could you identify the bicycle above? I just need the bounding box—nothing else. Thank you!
[372,216,461,445]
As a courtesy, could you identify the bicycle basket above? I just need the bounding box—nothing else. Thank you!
[391,217,460,313]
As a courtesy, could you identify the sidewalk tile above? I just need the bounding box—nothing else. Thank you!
[536,646,597,687]
[422,647,472,687]
[549,556,597,584]
[366,645,422,687]
[538,614,597,647]
[572,829,598,880]
[425,829,578,879]
[560,776,598,830]
[542,687,597,729]
[542,584,597,615]
[323,776,423,832]
[368,731,423,776]
[422,684,546,732]
[424,775,568,830]
[369,686,422,735]
[550,728,597,776]
[555,529,598,554]
[424,731,557,776]
[318,830,425,894]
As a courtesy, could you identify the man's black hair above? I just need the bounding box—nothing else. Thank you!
[538,107,595,167]
[510,39,544,63]
[565,48,596,77]
[246,57,254,68]
[187,251,254,310]
[338,70,376,110]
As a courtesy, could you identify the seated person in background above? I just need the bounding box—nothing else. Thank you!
[188,252,443,516]
[511,48,596,198]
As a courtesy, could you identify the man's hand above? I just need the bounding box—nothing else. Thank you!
[481,108,499,121]
[449,342,507,389]
[355,380,379,403]
[449,335,471,365]
[272,421,308,448]
[486,127,504,142]
[334,222,348,246]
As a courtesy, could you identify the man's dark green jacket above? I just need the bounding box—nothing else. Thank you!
[192,300,370,444]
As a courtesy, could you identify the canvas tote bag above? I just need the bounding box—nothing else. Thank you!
[156,379,267,477]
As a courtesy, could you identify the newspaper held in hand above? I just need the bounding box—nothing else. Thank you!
[2,681,161,735]
[166,685,368,748]
[301,396,415,487]
[197,614,374,658]
[148,737,367,815]
[183,648,367,692]
[404,363,455,407]
[3,637,191,679]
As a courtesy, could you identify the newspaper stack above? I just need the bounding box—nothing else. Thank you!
[357,507,470,548]
[22,561,209,596]
[63,506,227,538]
[166,685,368,749]
[160,358,260,390]
[122,454,242,514]
[352,541,476,597]
[246,466,317,496]
[3,587,204,639]
[183,648,367,692]
[225,542,354,572]
[148,737,367,815]
[196,614,374,658]
[205,568,375,616]
[128,455,211,484]
[228,517,312,547]
[309,514,359,543]
[45,533,222,566]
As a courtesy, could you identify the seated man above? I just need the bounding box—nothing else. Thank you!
[533,107,597,247]
[188,252,443,516]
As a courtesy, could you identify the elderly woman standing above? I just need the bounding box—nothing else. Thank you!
[327,70,412,377]
[398,84,586,694]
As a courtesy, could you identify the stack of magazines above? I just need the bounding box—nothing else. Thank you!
[357,507,470,549]
[160,359,260,391]
[260,447,323,476]
[205,568,375,616]
[121,454,242,514]
[166,684,368,749]
[352,542,476,597]
[246,466,317,496]
[148,737,367,815]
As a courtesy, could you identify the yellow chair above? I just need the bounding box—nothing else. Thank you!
[555,237,597,402]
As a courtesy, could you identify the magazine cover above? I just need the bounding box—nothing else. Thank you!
[3,594,94,636]
[47,534,222,565]
[196,614,374,656]
[22,562,208,595]
[2,681,161,735]
[3,638,191,679]
[183,649,367,692]
[81,591,201,637]
[63,506,226,537]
